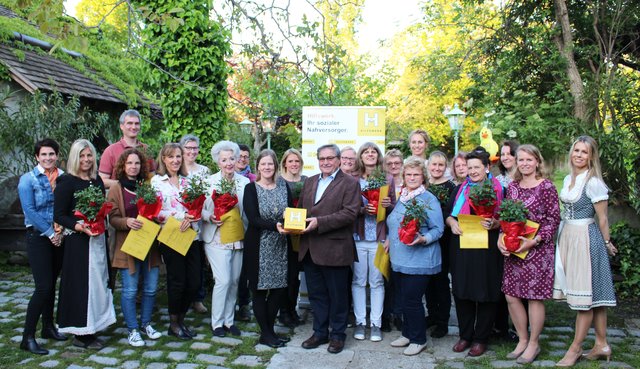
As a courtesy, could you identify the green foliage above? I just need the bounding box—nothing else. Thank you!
[468,180,496,206]
[138,0,231,167]
[0,88,112,177]
[179,174,207,202]
[402,197,427,226]
[73,184,106,220]
[134,180,158,204]
[364,169,387,191]
[497,199,529,223]
[610,222,640,298]
[428,183,451,208]
[213,177,236,196]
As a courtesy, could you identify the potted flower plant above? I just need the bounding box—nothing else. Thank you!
[134,180,162,220]
[362,169,387,216]
[398,198,427,245]
[468,180,497,218]
[211,177,238,220]
[179,175,207,220]
[498,199,535,252]
[74,184,113,235]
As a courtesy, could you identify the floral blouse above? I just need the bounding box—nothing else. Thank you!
[151,174,189,224]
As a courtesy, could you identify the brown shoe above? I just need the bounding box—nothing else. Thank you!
[452,339,471,352]
[301,335,329,349]
[327,339,345,354]
[468,342,487,357]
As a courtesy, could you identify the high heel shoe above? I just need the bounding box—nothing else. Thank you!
[583,345,611,362]
[516,347,541,364]
[556,349,582,367]
[506,346,527,359]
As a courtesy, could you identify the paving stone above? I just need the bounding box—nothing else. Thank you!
[202,318,211,324]
[211,336,242,346]
[609,336,625,343]
[0,311,10,317]
[546,327,574,333]
[628,328,640,338]
[204,366,229,369]
[47,349,59,356]
[67,365,94,369]
[113,328,128,335]
[168,351,188,361]
[255,343,274,352]
[145,339,158,346]
[60,351,82,359]
[489,361,520,368]
[532,360,557,367]
[10,335,22,342]
[549,349,566,357]
[146,363,168,369]
[241,331,259,337]
[232,355,261,367]
[142,350,163,359]
[99,346,117,354]
[216,347,231,355]
[274,326,291,334]
[244,322,257,329]
[196,354,226,365]
[175,364,198,369]
[0,296,11,303]
[39,360,59,368]
[165,341,185,348]
[608,328,626,337]
[0,318,13,323]
[18,358,34,365]
[121,349,135,356]
[600,362,633,368]
[88,355,119,365]
[121,361,140,369]
[548,341,566,348]
[191,342,211,350]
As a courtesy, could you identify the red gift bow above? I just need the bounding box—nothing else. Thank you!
[500,221,538,252]
[292,198,300,208]
[136,195,162,221]
[469,200,496,218]
[362,188,380,215]
[179,194,206,220]
[74,202,113,236]
[398,217,419,245]
[212,191,238,221]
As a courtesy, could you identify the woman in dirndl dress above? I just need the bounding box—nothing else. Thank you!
[553,136,617,367]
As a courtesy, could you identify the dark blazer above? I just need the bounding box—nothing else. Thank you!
[243,179,293,290]
[298,169,361,267]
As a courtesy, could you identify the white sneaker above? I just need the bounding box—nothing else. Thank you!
[370,325,382,342]
[144,324,162,340]
[128,329,145,347]
[390,336,410,347]
[403,342,427,356]
[353,324,366,340]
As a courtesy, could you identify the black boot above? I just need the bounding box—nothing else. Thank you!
[178,313,195,338]
[20,334,48,355]
[41,323,68,341]
[167,314,190,340]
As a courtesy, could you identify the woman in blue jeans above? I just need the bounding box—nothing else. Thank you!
[107,149,162,346]
[17,138,68,355]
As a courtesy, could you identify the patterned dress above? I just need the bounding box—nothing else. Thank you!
[256,180,288,290]
[501,179,560,299]
[553,173,617,310]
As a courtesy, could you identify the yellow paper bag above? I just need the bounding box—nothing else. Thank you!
[157,216,197,256]
[284,207,307,231]
[376,185,389,223]
[374,242,391,280]
[458,214,489,249]
[121,215,161,261]
[220,207,244,244]
[511,220,540,260]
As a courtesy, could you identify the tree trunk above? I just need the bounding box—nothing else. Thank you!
[553,0,589,122]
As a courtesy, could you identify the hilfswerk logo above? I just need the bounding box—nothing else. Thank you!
[358,108,385,136]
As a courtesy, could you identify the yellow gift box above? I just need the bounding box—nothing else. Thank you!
[284,207,307,231]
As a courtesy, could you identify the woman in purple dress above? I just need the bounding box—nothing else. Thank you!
[497,144,560,364]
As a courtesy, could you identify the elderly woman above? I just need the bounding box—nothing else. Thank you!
[425,151,456,339]
[497,144,560,364]
[445,147,504,357]
[408,129,430,162]
[151,143,200,340]
[244,149,293,347]
[179,134,210,314]
[384,149,404,200]
[451,152,468,185]
[554,136,617,367]
[54,139,116,350]
[201,141,250,337]
[18,139,67,355]
[385,157,443,356]
[278,148,307,327]
[107,149,162,347]
[339,146,359,177]
[496,140,519,189]
[352,142,395,342]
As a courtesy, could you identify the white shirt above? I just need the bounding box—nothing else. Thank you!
[560,171,608,203]
[151,174,189,223]
[315,168,340,203]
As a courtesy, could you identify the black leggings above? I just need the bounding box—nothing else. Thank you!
[160,241,201,314]
[24,232,63,335]
[252,288,286,339]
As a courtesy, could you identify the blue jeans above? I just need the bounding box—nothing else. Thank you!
[120,260,159,331]
[397,272,430,345]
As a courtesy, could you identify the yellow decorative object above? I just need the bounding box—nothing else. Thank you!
[480,126,499,162]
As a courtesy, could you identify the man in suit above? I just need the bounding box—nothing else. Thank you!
[298,144,361,354]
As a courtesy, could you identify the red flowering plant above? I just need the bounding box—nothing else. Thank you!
[498,199,537,252]
[74,184,113,235]
[179,175,208,220]
[362,169,387,216]
[468,180,497,218]
[134,180,162,220]
[398,198,428,245]
[291,181,304,207]
[211,177,238,220]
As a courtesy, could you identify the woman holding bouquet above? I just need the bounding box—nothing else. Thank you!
[18,139,67,355]
[384,157,443,355]
[107,149,163,347]
[278,148,307,327]
[497,144,560,364]
[352,142,395,342]
[425,151,456,338]
[151,143,201,340]
[553,136,617,367]
[54,139,116,349]
[201,141,250,337]
[445,147,504,357]
[244,150,293,347]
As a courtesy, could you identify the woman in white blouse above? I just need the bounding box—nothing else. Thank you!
[151,143,200,340]
[201,141,250,337]
[553,136,617,367]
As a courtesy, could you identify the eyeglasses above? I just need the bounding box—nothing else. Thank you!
[239,154,250,159]
[387,161,402,166]
[184,146,199,151]
[341,157,356,162]
[318,156,337,162]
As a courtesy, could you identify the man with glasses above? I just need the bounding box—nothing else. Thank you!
[296,144,361,354]
[235,144,256,183]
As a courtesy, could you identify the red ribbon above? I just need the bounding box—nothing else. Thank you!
[136,195,162,221]
[212,191,238,221]
[179,194,206,221]
[74,202,113,236]
[398,218,419,245]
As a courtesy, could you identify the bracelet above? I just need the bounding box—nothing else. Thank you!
[604,240,611,245]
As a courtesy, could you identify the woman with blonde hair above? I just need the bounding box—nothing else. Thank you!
[554,136,617,367]
[408,129,430,161]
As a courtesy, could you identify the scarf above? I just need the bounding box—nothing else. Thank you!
[119,178,138,192]
[237,165,253,177]
[399,185,426,203]
[451,174,503,217]
[44,167,59,190]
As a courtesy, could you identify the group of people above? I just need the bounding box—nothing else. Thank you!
[18,110,618,366]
